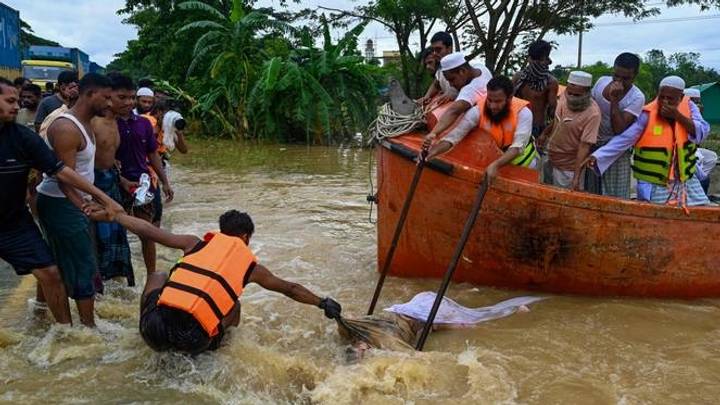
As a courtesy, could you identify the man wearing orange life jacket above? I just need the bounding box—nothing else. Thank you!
[586,76,711,206]
[425,75,538,181]
[87,206,342,354]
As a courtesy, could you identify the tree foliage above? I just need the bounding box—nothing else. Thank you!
[325,0,720,95]
[110,0,384,142]
[555,50,720,99]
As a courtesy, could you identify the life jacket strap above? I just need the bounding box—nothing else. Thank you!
[174,262,239,302]
[164,281,225,322]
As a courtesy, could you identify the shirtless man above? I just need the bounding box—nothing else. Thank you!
[512,40,559,137]
[90,78,135,286]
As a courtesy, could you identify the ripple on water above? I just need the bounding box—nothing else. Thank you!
[1,144,719,402]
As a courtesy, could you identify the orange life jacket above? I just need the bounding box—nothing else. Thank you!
[157,232,257,337]
[475,96,537,167]
[632,97,697,185]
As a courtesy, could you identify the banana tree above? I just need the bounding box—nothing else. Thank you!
[177,0,294,138]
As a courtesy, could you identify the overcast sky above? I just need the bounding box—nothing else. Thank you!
[6,0,720,70]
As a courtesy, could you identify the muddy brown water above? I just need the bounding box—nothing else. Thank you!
[1,142,719,403]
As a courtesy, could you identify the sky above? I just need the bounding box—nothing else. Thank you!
[6,0,720,69]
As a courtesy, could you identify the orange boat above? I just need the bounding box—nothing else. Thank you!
[376,104,720,298]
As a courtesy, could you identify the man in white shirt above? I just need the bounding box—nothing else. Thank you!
[426,75,536,181]
[422,52,493,148]
[588,52,646,198]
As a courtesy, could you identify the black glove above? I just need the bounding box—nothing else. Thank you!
[318,297,342,320]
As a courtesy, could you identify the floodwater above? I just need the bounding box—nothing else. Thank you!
[1,141,719,403]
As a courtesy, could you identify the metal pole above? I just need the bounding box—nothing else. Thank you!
[577,30,583,68]
[367,146,429,315]
[415,174,490,351]
[577,0,585,68]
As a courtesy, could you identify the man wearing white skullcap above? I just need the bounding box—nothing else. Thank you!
[589,52,646,199]
[422,52,493,151]
[684,88,703,113]
[136,87,156,115]
[537,71,600,190]
[587,75,712,207]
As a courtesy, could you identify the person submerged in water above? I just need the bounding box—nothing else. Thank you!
[87,205,342,354]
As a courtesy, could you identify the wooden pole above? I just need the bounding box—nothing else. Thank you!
[367,146,429,315]
[415,174,490,351]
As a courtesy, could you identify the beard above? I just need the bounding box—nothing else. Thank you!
[485,103,510,123]
[566,93,591,112]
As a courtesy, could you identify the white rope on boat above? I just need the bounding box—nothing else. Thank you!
[368,102,426,144]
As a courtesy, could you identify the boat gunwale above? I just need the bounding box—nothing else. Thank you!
[382,137,720,224]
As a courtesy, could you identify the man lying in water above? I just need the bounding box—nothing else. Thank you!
[87,205,342,354]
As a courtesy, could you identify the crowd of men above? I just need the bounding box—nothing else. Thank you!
[421,32,717,207]
[2,71,194,326]
[1,70,342,354]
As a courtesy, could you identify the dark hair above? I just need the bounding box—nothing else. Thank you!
[78,73,112,94]
[486,76,514,97]
[421,47,434,61]
[528,40,552,60]
[57,70,79,86]
[137,78,154,89]
[0,77,14,93]
[153,97,169,113]
[140,296,213,354]
[107,72,135,91]
[21,83,42,97]
[45,82,55,91]
[175,118,187,130]
[430,31,453,48]
[13,77,28,86]
[614,52,640,73]
[219,210,254,238]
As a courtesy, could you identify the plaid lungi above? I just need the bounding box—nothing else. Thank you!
[646,176,711,206]
[94,168,135,286]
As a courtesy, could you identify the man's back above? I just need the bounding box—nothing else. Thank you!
[34,94,64,129]
[513,72,558,129]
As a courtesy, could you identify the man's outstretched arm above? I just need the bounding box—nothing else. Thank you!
[248,265,341,318]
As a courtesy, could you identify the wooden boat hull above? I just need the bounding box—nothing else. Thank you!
[376,128,720,298]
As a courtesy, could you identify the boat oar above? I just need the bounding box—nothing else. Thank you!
[367,144,429,315]
[415,173,491,351]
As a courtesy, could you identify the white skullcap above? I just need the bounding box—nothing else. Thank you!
[567,71,593,87]
[659,76,685,91]
[684,88,701,98]
[440,52,467,72]
[136,87,154,97]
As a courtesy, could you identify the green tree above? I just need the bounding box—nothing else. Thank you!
[248,18,380,144]
[176,0,294,138]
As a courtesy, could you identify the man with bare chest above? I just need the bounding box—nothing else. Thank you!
[512,40,558,137]
[91,83,135,287]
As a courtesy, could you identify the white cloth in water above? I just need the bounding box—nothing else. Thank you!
[384,292,546,325]
[162,110,183,152]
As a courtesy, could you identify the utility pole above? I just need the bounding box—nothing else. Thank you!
[577,0,584,68]
[577,30,583,68]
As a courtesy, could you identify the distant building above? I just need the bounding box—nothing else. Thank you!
[691,82,720,124]
[382,50,401,66]
[364,39,375,63]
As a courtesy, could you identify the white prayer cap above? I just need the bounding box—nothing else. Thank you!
[567,71,592,87]
[136,87,154,97]
[659,75,685,91]
[684,88,701,98]
[440,52,467,72]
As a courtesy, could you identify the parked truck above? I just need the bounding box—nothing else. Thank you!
[21,46,92,86]
[0,2,21,80]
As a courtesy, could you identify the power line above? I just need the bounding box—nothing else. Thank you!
[595,14,720,27]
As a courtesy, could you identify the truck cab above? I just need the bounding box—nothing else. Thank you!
[21,60,75,87]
